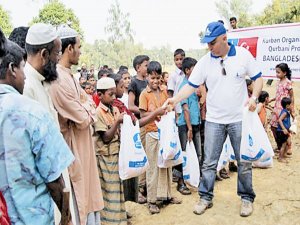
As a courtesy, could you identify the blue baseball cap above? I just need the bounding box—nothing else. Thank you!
[201,22,227,43]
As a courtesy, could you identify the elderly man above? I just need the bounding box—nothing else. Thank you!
[0,36,74,224]
[49,25,104,225]
[23,23,76,225]
[166,21,263,217]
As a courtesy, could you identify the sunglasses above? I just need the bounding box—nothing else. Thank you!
[220,59,226,76]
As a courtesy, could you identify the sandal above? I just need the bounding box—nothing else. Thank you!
[177,184,191,195]
[148,203,160,214]
[220,168,230,179]
[168,197,182,204]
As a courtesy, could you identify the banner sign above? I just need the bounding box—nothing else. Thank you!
[228,23,300,80]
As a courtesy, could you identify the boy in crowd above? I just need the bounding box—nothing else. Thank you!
[139,61,181,214]
[128,55,150,203]
[175,57,202,194]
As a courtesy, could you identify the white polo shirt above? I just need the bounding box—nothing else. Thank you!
[167,67,184,113]
[188,44,261,124]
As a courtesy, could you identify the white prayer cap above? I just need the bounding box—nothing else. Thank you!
[97,77,116,90]
[57,24,78,39]
[26,23,58,45]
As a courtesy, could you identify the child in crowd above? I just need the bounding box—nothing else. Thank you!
[257,91,269,129]
[93,77,128,224]
[79,76,87,86]
[128,55,150,203]
[87,75,97,88]
[174,57,201,195]
[118,70,131,108]
[81,81,93,96]
[92,70,110,107]
[277,97,292,163]
[139,61,181,214]
[270,63,294,154]
[161,71,169,89]
[246,79,253,97]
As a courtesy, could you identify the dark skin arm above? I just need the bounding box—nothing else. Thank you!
[128,92,140,115]
[278,111,289,135]
[182,103,193,141]
[46,175,65,214]
[98,113,124,144]
[138,107,166,127]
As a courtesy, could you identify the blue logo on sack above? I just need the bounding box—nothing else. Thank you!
[241,148,265,161]
[158,128,161,140]
[182,156,187,167]
[248,134,253,147]
[170,141,177,149]
[133,133,142,149]
[128,156,148,168]
[172,148,181,160]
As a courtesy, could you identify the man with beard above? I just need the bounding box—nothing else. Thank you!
[49,25,104,225]
[23,23,76,225]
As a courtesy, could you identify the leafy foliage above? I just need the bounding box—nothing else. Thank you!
[0,5,13,36]
[30,0,83,37]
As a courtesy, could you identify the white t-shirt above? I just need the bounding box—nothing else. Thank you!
[119,92,129,108]
[167,67,184,113]
[188,45,261,124]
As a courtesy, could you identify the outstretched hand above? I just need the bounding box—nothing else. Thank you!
[163,98,177,112]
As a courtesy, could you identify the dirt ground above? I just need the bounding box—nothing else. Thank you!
[125,81,300,225]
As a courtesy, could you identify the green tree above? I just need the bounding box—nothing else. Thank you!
[256,0,300,25]
[0,5,13,36]
[30,0,83,36]
[104,0,134,44]
[215,0,254,28]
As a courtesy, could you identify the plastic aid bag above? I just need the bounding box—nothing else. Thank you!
[157,129,183,168]
[240,107,274,163]
[217,136,233,171]
[182,141,200,187]
[119,115,149,180]
[156,111,179,160]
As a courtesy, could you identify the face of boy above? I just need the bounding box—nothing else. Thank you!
[13,60,26,94]
[101,88,116,105]
[174,54,184,70]
[116,79,124,98]
[148,72,161,90]
[84,85,93,95]
[122,72,131,89]
[185,66,195,76]
[137,60,148,77]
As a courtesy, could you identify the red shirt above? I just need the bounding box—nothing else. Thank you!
[92,92,100,107]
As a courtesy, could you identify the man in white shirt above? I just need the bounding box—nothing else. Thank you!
[166,21,263,217]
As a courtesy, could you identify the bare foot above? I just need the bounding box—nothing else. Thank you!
[277,158,288,163]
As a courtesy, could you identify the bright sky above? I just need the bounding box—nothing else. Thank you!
[2,0,271,50]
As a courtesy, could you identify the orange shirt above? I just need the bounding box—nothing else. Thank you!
[139,85,168,133]
[258,104,266,126]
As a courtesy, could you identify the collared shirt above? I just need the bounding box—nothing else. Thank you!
[0,84,74,225]
[139,85,168,133]
[94,102,120,156]
[188,43,262,124]
[177,77,201,126]
[167,67,184,113]
[23,63,58,125]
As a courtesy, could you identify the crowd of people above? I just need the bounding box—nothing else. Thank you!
[0,18,296,225]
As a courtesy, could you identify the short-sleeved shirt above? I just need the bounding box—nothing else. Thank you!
[188,43,262,124]
[167,68,184,113]
[128,77,147,109]
[177,77,201,126]
[277,109,291,131]
[139,86,168,133]
[94,102,120,156]
[0,84,74,225]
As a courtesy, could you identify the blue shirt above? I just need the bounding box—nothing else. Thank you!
[177,77,201,126]
[277,108,291,131]
[0,84,74,225]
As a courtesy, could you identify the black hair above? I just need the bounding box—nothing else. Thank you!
[246,79,253,87]
[98,69,109,79]
[81,81,92,89]
[182,57,197,75]
[162,71,168,79]
[173,48,185,57]
[117,69,129,78]
[132,55,149,71]
[147,61,162,75]
[276,63,292,80]
[258,91,269,103]
[281,97,292,109]
[118,65,128,72]
[0,28,7,59]
[87,74,95,80]
[108,73,122,86]
[61,37,76,54]
[8,27,29,50]
[25,41,55,56]
[103,65,109,69]
[218,20,224,24]
[0,40,25,80]
[230,17,237,22]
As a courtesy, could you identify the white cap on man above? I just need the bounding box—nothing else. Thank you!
[26,23,58,45]
[57,24,78,39]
